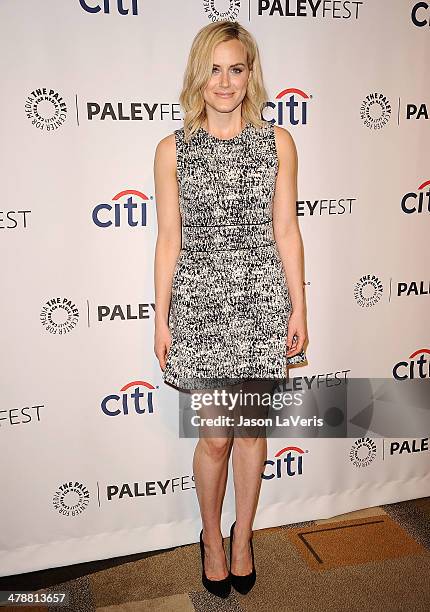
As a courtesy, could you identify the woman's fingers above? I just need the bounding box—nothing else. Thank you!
[286,331,298,352]
[286,332,305,356]
[157,341,172,371]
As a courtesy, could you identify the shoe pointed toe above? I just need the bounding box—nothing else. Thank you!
[199,529,231,598]
[202,573,231,598]
[229,521,257,595]
[230,568,256,595]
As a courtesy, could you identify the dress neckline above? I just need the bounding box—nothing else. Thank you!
[198,122,250,143]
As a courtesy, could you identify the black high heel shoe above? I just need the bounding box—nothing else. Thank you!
[199,529,231,598]
[229,521,256,594]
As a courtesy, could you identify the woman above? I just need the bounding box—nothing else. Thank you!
[153,21,308,598]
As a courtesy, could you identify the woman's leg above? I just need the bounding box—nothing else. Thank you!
[231,378,274,575]
[192,384,235,580]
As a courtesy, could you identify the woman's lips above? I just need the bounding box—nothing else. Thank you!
[216,93,234,97]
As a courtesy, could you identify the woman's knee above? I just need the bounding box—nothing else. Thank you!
[233,434,267,447]
[199,436,232,458]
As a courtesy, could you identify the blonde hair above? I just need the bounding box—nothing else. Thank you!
[179,21,268,142]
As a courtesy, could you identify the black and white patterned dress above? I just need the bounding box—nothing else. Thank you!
[162,120,307,391]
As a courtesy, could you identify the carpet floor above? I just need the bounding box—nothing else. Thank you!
[1,497,429,611]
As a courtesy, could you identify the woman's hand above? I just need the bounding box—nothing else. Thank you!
[286,307,308,358]
[154,321,172,371]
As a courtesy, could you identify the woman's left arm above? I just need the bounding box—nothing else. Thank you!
[272,124,308,358]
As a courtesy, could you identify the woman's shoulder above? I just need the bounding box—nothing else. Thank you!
[271,123,297,163]
[154,131,177,166]
[272,122,296,149]
[156,130,177,147]
[156,128,182,151]
[272,122,293,140]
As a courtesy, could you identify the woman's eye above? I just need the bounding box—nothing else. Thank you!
[212,67,243,74]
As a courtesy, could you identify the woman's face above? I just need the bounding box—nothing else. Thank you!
[203,39,251,115]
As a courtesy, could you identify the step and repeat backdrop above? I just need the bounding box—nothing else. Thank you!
[1,0,429,576]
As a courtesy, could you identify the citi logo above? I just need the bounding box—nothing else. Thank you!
[262,445,307,479]
[79,0,139,15]
[393,349,430,380]
[263,87,312,126]
[401,180,430,214]
[101,380,158,416]
[92,189,152,228]
[411,2,430,26]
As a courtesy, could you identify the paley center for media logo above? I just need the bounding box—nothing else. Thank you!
[349,437,377,468]
[40,297,79,334]
[40,296,155,332]
[353,273,429,306]
[52,473,197,512]
[25,87,68,132]
[52,481,90,517]
[354,274,384,308]
[203,0,365,21]
[360,92,429,129]
[360,93,391,130]
[24,87,181,130]
[204,0,240,22]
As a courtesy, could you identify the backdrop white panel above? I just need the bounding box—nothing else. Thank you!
[1,0,429,576]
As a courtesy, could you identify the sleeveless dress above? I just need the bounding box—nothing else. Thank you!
[162,120,307,391]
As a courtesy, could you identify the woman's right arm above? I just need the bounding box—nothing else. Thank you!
[153,133,181,371]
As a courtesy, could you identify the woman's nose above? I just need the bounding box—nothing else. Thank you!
[219,71,230,87]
